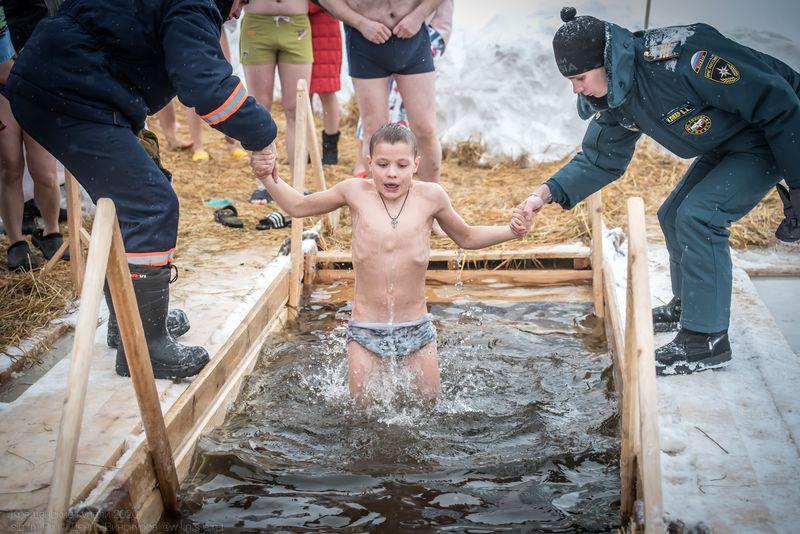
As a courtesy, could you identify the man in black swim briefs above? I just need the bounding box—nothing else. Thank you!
[319,0,443,184]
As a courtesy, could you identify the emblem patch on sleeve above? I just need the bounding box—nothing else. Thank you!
[662,102,696,125]
[690,51,707,73]
[684,114,712,135]
[703,54,740,84]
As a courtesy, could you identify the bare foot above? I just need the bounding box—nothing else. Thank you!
[164,132,192,150]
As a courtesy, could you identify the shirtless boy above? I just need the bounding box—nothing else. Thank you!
[242,0,312,204]
[319,0,443,183]
[252,124,531,403]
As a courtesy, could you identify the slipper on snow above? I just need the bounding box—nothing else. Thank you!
[213,205,244,228]
[256,212,291,230]
[249,188,274,204]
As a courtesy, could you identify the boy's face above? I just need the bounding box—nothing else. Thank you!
[367,141,420,199]
[567,67,608,98]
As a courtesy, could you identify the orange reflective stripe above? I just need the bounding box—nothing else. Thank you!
[126,248,175,266]
[200,82,248,126]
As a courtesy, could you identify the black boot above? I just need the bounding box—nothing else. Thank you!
[104,282,191,348]
[31,229,70,261]
[652,297,681,333]
[322,131,340,165]
[7,240,38,271]
[115,265,209,379]
[655,328,732,376]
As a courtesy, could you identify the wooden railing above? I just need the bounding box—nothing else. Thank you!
[45,199,179,533]
[288,78,338,318]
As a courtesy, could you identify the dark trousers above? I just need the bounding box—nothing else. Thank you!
[657,134,779,333]
[10,94,179,263]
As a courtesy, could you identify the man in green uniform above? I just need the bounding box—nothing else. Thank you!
[520,7,800,375]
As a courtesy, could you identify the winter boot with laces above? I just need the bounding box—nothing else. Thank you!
[655,328,732,376]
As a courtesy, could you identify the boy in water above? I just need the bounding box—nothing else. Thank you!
[252,124,531,403]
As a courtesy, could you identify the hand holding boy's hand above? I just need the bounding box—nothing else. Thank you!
[509,206,532,237]
[251,142,279,184]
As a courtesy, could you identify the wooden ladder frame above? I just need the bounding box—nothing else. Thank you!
[45,198,179,533]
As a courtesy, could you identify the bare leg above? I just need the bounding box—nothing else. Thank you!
[0,96,25,244]
[23,133,60,235]
[318,92,340,135]
[187,109,207,161]
[394,71,441,183]
[244,63,277,203]
[352,77,391,177]
[277,61,313,169]
[156,101,192,150]
[404,341,441,402]
[347,341,380,406]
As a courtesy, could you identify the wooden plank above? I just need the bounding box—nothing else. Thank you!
[289,79,308,319]
[65,173,85,295]
[46,198,115,534]
[315,268,592,286]
[588,192,605,321]
[83,268,290,531]
[305,93,339,232]
[745,265,800,277]
[620,244,639,525]
[626,197,664,532]
[41,240,69,275]
[603,258,625,391]
[316,245,590,266]
[304,248,317,286]
[107,217,179,513]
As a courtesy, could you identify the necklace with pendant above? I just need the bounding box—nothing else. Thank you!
[379,189,410,229]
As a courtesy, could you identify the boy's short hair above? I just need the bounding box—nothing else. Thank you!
[369,123,419,157]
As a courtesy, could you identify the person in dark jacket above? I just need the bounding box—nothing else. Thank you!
[518,8,800,376]
[5,0,279,380]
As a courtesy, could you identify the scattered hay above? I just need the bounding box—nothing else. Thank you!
[0,257,74,357]
[444,139,487,167]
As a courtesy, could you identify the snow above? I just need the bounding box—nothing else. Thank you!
[603,227,800,530]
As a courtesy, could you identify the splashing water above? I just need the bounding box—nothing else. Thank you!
[173,293,620,532]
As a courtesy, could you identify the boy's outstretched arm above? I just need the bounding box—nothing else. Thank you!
[433,185,530,249]
[252,152,348,218]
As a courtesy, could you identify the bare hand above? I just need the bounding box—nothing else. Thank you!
[251,142,278,183]
[517,194,546,222]
[510,206,532,237]
[392,13,423,38]
[358,19,392,44]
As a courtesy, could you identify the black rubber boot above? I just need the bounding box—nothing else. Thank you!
[652,296,681,333]
[115,265,209,379]
[7,241,38,271]
[322,131,340,165]
[31,229,70,261]
[655,328,732,376]
[104,282,191,348]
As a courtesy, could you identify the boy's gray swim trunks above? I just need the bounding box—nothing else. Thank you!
[347,314,436,358]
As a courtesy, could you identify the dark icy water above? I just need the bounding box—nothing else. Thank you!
[173,289,620,532]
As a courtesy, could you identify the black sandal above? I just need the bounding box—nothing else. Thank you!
[213,205,244,228]
[249,188,274,204]
[256,212,291,230]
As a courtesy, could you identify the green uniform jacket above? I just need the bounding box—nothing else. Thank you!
[546,23,800,209]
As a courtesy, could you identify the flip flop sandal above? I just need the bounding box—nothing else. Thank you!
[213,205,244,228]
[256,212,291,230]
[249,188,274,204]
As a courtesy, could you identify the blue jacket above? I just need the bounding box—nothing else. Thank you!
[6,0,276,151]
[547,23,800,209]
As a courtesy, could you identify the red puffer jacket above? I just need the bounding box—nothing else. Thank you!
[308,3,342,94]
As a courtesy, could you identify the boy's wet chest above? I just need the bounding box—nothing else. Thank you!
[351,203,431,263]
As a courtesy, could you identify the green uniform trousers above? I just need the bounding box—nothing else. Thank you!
[657,133,780,333]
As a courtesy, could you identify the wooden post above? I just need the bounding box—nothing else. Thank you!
[304,248,317,286]
[620,234,640,524]
[46,199,116,534]
[588,192,604,321]
[626,197,664,532]
[65,172,85,295]
[106,217,180,513]
[289,79,309,319]
[305,94,339,232]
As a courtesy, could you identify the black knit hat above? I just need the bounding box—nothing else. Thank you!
[552,7,607,77]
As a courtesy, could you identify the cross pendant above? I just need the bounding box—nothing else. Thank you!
[391,219,398,229]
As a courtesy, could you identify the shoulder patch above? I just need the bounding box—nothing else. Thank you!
[684,114,712,135]
[643,41,682,62]
[690,51,707,73]
[662,102,695,125]
[703,54,740,84]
